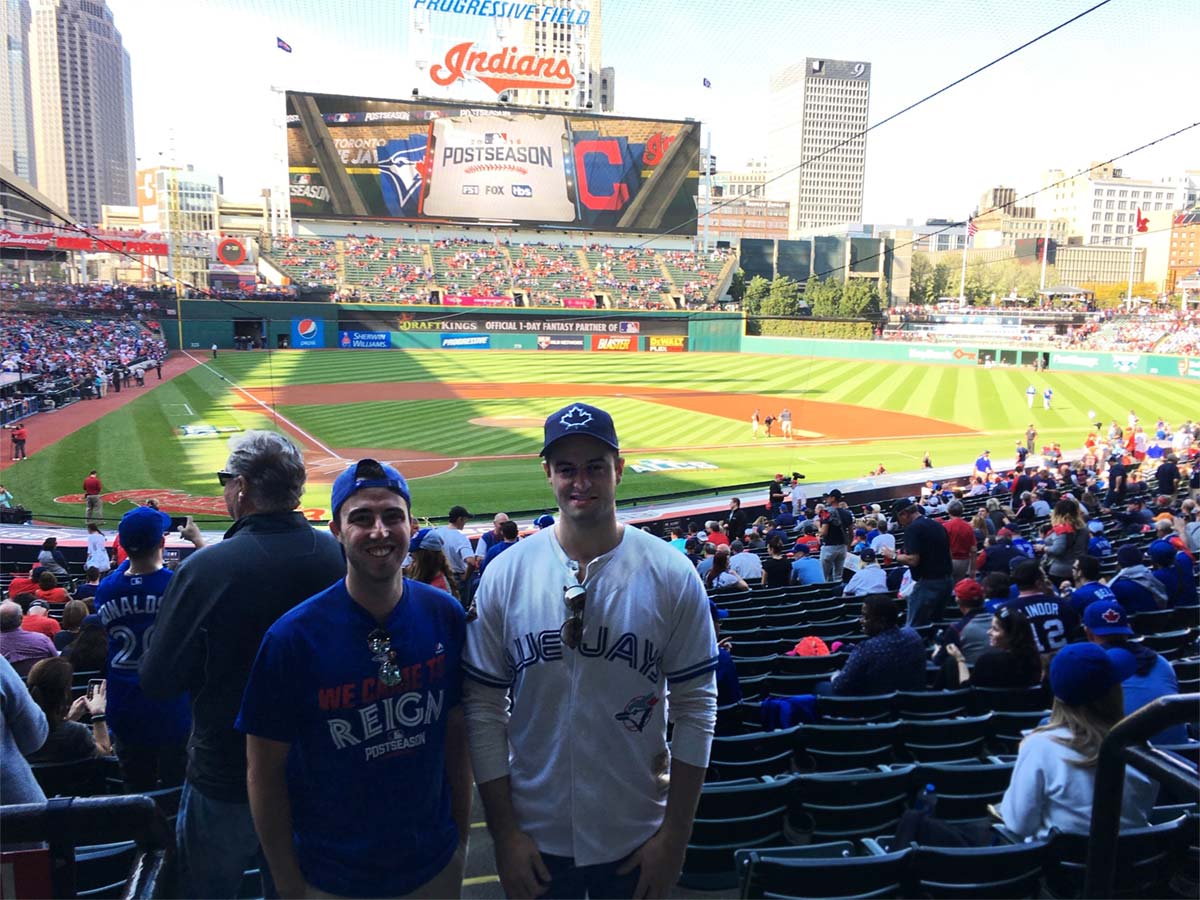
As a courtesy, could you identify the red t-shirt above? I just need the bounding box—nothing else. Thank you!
[942,517,977,561]
[22,615,61,638]
[8,575,36,597]
[35,587,70,606]
[83,475,102,495]
[12,426,26,441]
[707,531,730,548]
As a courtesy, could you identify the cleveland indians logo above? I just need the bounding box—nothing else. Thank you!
[615,692,659,733]
[560,406,593,429]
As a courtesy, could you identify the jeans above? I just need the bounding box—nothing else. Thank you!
[538,853,641,899]
[907,576,953,628]
[819,545,846,583]
[176,780,272,899]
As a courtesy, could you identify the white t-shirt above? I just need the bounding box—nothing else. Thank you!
[870,533,897,554]
[85,533,110,572]
[843,565,889,596]
[438,525,475,575]
[463,526,717,866]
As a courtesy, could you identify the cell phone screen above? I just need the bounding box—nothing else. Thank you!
[169,517,188,532]
[87,678,103,700]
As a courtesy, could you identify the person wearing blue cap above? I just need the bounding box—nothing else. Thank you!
[1083,599,1188,745]
[999,641,1158,840]
[1109,544,1168,613]
[464,402,717,900]
[237,458,470,899]
[139,431,345,899]
[93,506,192,793]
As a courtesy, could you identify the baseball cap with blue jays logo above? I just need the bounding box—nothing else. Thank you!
[118,506,173,556]
[1083,599,1134,636]
[540,403,620,457]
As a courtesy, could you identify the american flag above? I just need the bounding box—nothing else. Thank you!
[966,216,978,239]
[276,36,292,53]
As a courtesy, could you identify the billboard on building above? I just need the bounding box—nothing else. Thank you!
[285,91,700,235]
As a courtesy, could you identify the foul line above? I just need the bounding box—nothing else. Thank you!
[182,352,344,460]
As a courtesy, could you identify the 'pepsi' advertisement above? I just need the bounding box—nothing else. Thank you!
[285,91,700,235]
[291,318,325,348]
[339,330,392,349]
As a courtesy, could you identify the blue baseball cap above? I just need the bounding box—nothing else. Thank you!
[331,459,411,524]
[1050,642,1123,706]
[118,506,172,555]
[1083,599,1134,636]
[410,527,444,553]
[1147,539,1177,565]
[541,403,619,457]
[533,514,555,529]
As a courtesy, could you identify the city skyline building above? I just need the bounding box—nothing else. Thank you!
[29,0,135,224]
[766,57,870,236]
[513,0,606,110]
[1037,163,1190,249]
[0,0,37,184]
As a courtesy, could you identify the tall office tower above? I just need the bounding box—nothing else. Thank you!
[513,0,606,110]
[0,0,36,182]
[767,57,870,235]
[29,0,135,223]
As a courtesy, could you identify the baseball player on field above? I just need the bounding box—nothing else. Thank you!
[463,402,718,899]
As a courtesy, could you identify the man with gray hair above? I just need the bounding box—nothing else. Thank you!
[0,600,57,673]
[140,431,344,898]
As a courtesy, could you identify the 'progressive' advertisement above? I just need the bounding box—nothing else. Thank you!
[285,91,699,235]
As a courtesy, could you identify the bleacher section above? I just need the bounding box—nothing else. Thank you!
[259,234,734,308]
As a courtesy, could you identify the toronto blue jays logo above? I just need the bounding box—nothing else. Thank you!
[560,406,593,429]
[377,137,429,217]
[615,692,659,733]
[1101,607,1122,624]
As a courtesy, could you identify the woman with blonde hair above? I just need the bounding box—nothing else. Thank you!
[1043,498,1090,580]
[999,643,1157,839]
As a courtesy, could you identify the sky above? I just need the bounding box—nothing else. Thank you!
[107,0,1199,226]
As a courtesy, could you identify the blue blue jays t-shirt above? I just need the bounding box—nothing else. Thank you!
[1067,581,1117,615]
[236,578,465,898]
[95,567,191,746]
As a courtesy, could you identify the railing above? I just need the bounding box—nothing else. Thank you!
[1085,693,1200,899]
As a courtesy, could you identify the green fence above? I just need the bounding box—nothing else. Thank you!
[739,335,982,366]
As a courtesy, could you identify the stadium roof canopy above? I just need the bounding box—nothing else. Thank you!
[0,165,73,229]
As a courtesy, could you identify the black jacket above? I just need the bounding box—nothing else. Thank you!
[140,512,344,802]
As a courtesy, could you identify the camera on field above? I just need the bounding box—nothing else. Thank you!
[792,472,805,480]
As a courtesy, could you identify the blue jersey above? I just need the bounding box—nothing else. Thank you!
[236,578,465,898]
[95,567,191,746]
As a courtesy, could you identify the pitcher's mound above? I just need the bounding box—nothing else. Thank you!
[470,415,544,428]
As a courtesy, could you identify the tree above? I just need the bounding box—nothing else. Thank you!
[728,268,746,303]
[761,276,803,316]
[809,278,843,318]
[742,275,770,315]
[841,278,881,318]
[909,253,933,305]
[930,261,955,302]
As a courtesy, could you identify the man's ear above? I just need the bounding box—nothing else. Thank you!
[329,516,342,539]
[542,460,551,481]
[614,455,625,484]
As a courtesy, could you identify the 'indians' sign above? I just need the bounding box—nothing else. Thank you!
[430,42,576,95]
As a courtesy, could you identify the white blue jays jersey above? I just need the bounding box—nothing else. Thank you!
[464,525,717,865]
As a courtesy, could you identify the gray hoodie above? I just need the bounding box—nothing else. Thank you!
[1114,564,1169,606]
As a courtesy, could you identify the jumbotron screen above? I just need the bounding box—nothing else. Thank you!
[285,91,700,235]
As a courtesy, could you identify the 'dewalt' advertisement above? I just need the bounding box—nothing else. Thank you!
[285,91,700,235]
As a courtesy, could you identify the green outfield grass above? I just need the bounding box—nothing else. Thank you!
[7,349,1197,527]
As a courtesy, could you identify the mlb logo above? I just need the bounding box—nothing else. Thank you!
[618,321,640,334]
[293,173,311,185]
[512,184,533,198]
[462,185,480,195]
[484,132,508,144]
[537,336,552,349]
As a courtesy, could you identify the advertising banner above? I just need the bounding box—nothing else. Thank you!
[338,330,392,349]
[562,297,596,309]
[536,335,586,350]
[441,333,491,349]
[0,229,54,251]
[591,334,638,351]
[291,317,325,348]
[442,295,514,307]
[1146,355,1200,379]
[648,335,687,352]
[341,308,688,336]
[285,91,700,235]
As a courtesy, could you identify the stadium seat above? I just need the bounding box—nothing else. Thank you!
[987,710,1051,754]
[797,720,901,770]
[1132,609,1179,635]
[695,775,793,820]
[31,756,117,798]
[687,805,789,887]
[865,836,1049,899]
[736,843,912,899]
[893,688,971,720]
[1039,814,1191,899]
[773,653,847,677]
[735,639,793,657]
[75,840,139,898]
[909,759,1014,822]
[1139,628,1196,660]
[768,672,833,697]
[970,684,1051,713]
[734,654,779,679]
[899,714,992,763]
[817,692,898,723]
[790,767,914,842]
[708,727,799,780]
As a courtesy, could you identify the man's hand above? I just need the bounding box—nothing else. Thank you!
[180,518,205,548]
[617,827,688,899]
[493,829,550,899]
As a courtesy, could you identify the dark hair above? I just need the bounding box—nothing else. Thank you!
[408,550,460,602]
[84,567,100,581]
[863,595,899,628]
[500,520,519,540]
[42,537,57,550]
[27,657,73,731]
[1076,555,1101,582]
[64,623,108,672]
[1011,559,1044,590]
[994,608,1042,684]
[704,553,731,590]
[61,600,89,631]
[982,572,1011,600]
[767,534,785,555]
[38,571,57,590]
